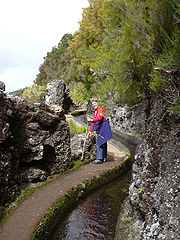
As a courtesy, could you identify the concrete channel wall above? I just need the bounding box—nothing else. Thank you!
[31,156,132,240]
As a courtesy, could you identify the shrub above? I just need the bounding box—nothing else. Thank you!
[67,119,86,138]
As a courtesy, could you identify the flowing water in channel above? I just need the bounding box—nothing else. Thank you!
[50,172,131,240]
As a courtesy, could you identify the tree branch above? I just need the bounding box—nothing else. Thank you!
[154,66,180,74]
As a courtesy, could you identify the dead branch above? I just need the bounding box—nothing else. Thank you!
[154,66,180,74]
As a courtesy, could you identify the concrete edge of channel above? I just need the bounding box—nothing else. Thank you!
[31,155,132,240]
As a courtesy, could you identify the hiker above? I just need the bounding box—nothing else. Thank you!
[87,98,112,164]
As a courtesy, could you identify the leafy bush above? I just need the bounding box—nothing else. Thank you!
[12,88,25,96]
[67,119,86,138]
[69,82,89,105]
[22,85,47,102]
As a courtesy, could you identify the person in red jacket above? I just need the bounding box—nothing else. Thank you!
[87,98,112,164]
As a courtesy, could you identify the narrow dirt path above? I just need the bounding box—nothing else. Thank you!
[0,143,127,240]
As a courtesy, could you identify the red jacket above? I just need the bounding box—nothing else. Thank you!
[90,106,107,132]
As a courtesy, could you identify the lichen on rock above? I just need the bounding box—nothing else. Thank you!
[128,96,180,239]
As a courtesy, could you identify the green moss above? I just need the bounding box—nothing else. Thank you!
[122,211,129,218]
[71,160,88,170]
[121,188,128,194]
[31,156,132,240]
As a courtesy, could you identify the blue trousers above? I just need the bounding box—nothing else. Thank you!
[96,142,107,160]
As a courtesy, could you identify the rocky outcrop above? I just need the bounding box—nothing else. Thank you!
[109,93,180,239]
[71,133,96,162]
[109,103,147,135]
[0,81,5,91]
[45,79,75,113]
[0,91,72,207]
[128,96,180,239]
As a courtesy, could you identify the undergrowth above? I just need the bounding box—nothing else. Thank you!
[67,118,87,137]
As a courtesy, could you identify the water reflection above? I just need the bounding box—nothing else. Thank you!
[50,172,131,240]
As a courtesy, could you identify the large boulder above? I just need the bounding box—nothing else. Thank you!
[0,91,72,207]
[0,92,18,206]
[45,79,75,113]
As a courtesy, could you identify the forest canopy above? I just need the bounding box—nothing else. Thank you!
[26,0,179,112]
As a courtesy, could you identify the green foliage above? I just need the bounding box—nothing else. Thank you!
[69,81,89,105]
[12,88,25,96]
[85,0,155,105]
[68,0,157,105]
[67,119,86,137]
[32,0,179,111]
[137,187,144,194]
[148,0,180,114]
[68,0,105,89]
[121,188,128,194]
[150,26,180,90]
[35,33,74,86]
[168,97,180,115]
[22,84,47,102]
[122,211,129,218]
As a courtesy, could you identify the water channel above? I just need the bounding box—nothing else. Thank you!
[50,172,131,240]
[50,114,138,240]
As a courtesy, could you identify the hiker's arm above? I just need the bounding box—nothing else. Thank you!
[89,123,94,132]
[92,107,104,122]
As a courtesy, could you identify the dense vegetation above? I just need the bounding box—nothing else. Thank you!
[24,0,179,113]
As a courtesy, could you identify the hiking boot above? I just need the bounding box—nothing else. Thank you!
[93,159,103,164]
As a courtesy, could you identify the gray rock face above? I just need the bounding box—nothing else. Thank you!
[128,97,180,239]
[0,81,5,91]
[20,168,47,182]
[0,91,72,206]
[71,133,96,162]
[45,79,75,113]
[109,103,147,134]
[110,97,180,239]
